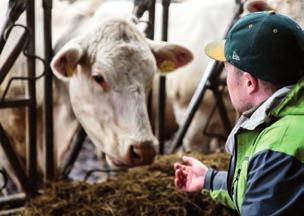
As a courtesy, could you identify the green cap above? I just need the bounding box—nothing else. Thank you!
[205,11,304,85]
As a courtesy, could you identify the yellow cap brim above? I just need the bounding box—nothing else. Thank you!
[204,40,226,61]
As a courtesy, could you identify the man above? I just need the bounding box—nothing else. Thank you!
[174,11,304,215]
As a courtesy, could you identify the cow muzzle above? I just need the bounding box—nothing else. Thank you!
[107,139,158,168]
[128,140,158,166]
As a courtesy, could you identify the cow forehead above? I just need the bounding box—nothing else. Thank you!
[91,42,156,88]
[84,18,147,50]
[77,18,157,89]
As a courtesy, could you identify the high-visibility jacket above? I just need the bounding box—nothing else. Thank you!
[204,79,304,215]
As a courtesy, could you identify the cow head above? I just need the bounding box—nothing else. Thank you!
[51,18,193,168]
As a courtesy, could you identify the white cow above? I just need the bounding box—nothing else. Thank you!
[63,0,238,153]
[0,0,193,189]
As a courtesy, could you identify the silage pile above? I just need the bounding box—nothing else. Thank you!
[22,152,235,216]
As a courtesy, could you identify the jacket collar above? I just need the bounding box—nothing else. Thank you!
[225,85,293,153]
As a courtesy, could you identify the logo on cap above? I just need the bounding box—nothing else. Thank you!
[232,51,240,61]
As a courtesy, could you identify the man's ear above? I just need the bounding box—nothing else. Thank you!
[50,41,84,82]
[148,40,193,73]
[245,0,274,12]
[243,72,258,94]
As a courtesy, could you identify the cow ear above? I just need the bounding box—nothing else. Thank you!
[50,42,84,82]
[245,0,274,12]
[148,40,193,73]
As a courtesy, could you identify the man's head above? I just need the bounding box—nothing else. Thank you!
[224,62,280,113]
[205,11,304,113]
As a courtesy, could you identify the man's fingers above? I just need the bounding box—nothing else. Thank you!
[175,169,188,189]
[174,163,182,170]
[175,173,184,189]
[182,156,197,166]
[175,178,180,188]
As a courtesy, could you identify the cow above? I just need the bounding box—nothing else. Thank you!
[54,0,238,154]
[0,0,193,190]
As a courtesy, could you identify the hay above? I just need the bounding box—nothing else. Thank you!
[22,152,235,216]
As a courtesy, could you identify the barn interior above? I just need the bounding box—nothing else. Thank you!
[0,0,265,215]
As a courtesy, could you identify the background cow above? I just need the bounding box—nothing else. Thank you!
[244,0,304,28]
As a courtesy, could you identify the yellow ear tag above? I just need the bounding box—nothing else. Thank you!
[66,65,74,77]
[159,60,176,73]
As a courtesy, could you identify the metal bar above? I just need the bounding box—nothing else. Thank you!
[0,98,30,108]
[0,193,26,209]
[155,0,171,154]
[161,0,170,41]
[60,128,86,178]
[155,76,166,154]
[42,0,54,182]
[0,34,7,56]
[25,0,37,190]
[0,124,34,196]
[133,0,156,39]
[0,31,27,85]
[133,0,146,17]
[147,0,156,39]
[0,0,26,55]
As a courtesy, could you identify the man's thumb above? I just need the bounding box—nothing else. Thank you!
[182,156,196,165]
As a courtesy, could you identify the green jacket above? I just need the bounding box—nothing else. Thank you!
[204,79,304,215]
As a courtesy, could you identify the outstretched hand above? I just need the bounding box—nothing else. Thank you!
[174,156,208,192]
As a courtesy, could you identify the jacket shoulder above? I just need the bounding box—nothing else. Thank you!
[253,115,304,163]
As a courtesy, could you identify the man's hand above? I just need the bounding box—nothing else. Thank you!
[174,156,208,192]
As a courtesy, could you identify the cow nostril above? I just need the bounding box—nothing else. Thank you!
[130,145,142,161]
[129,141,157,165]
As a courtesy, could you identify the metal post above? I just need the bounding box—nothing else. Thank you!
[155,76,166,154]
[147,0,156,39]
[42,0,54,182]
[155,0,171,154]
[0,0,26,54]
[25,0,37,190]
[133,0,156,39]
[0,99,30,108]
[161,0,170,41]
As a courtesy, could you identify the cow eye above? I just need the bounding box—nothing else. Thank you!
[92,74,109,90]
[93,74,105,85]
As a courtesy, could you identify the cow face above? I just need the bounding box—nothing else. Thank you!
[51,18,193,168]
